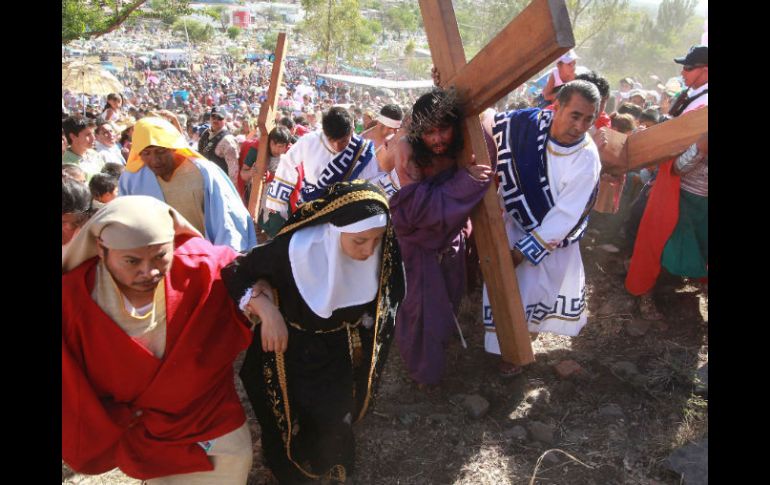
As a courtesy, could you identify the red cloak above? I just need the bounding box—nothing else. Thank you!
[62,236,252,479]
[624,158,680,295]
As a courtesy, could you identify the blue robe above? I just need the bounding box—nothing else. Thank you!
[119,158,257,251]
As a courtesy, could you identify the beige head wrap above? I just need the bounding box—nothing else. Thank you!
[62,195,202,272]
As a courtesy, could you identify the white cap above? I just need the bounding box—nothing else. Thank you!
[558,49,579,64]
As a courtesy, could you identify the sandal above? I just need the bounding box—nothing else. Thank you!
[498,360,524,378]
[639,294,663,321]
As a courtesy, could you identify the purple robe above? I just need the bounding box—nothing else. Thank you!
[391,167,490,385]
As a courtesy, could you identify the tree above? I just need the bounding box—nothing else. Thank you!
[299,0,378,70]
[383,3,419,40]
[172,18,213,44]
[262,31,279,53]
[62,0,190,44]
[202,5,230,31]
[227,26,242,40]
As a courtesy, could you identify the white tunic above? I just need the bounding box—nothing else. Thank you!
[483,134,600,354]
[264,131,394,218]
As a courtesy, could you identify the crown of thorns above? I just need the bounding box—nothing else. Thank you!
[408,87,462,141]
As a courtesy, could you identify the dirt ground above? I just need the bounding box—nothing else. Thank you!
[62,213,708,484]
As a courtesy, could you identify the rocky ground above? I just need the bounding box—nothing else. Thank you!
[63,215,708,484]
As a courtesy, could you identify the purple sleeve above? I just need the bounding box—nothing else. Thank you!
[390,168,490,250]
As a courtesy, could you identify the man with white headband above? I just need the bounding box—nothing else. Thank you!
[62,196,257,484]
[362,104,404,157]
[118,116,257,251]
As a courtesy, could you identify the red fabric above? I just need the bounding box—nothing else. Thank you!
[594,112,611,130]
[289,163,304,213]
[237,138,260,199]
[294,124,310,138]
[625,158,681,295]
[62,236,252,480]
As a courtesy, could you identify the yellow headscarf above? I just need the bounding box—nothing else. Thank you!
[126,117,206,173]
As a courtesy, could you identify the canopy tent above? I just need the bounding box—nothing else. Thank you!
[316,73,434,90]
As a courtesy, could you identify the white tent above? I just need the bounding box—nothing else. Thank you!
[317,73,433,90]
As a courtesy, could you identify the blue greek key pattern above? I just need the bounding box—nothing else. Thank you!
[266,178,294,203]
[526,288,586,324]
[302,138,373,202]
[492,113,551,231]
[515,233,550,265]
[484,288,586,328]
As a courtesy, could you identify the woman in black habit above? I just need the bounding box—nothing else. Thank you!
[222,181,405,484]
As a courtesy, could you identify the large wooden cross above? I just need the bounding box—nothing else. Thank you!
[247,32,289,220]
[419,0,577,366]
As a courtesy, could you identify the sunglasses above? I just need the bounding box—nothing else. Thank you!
[211,116,225,121]
[682,65,705,72]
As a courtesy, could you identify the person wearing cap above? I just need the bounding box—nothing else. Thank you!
[262,106,382,236]
[627,89,647,108]
[118,116,257,252]
[221,181,405,483]
[625,45,708,319]
[542,49,579,103]
[197,106,241,184]
[62,196,257,483]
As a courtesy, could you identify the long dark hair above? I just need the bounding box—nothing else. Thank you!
[407,88,464,168]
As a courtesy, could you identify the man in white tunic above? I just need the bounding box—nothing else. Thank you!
[263,106,397,235]
[481,80,602,375]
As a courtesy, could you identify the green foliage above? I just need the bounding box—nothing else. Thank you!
[298,0,378,68]
[172,18,213,44]
[146,0,191,25]
[262,31,279,52]
[62,0,191,43]
[454,0,529,57]
[580,0,702,86]
[227,25,242,40]
[383,3,419,39]
[227,46,245,61]
[404,39,415,57]
[202,5,230,31]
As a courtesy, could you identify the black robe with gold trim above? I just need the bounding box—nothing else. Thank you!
[222,181,404,484]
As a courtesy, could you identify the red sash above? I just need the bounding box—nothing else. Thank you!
[625,158,680,295]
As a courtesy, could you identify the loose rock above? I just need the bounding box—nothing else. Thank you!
[503,425,528,440]
[599,404,625,418]
[527,421,555,444]
[664,438,708,485]
[694,363,708,396]
[626,319,651,337]
[553,359,583,379]
[611,361,639,378]
[461,394,490,419]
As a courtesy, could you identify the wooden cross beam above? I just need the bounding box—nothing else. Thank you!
[247,32,288,220]
[419,0,575,366]
[599,107,709,176]
[593,107,707,213]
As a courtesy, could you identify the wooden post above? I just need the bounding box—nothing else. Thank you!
[247,32,288,220]
[419,0,574,366]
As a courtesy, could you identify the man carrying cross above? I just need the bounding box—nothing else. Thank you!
[480,80,602,374]
[390,88,493,388]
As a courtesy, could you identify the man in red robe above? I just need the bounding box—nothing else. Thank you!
[62,195,256,483]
